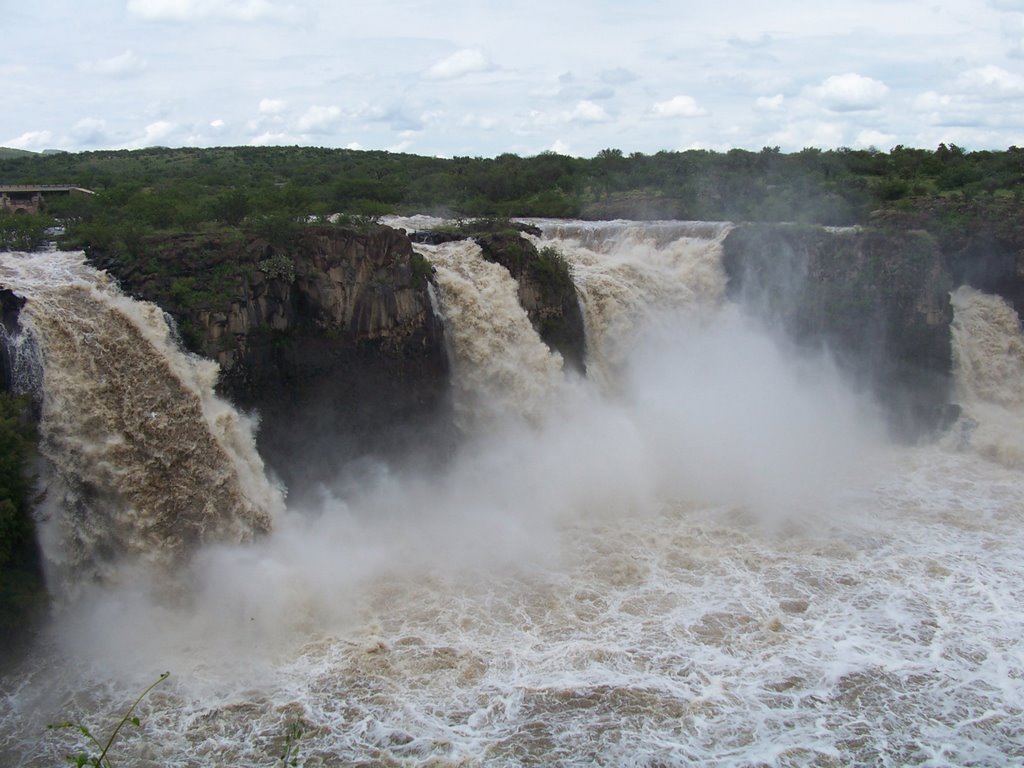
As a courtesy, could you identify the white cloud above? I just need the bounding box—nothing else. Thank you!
[210,119,226,129]
[956,65,1024,97]
[71,118,109,144]
[259,98,287,114]
[915,91,954,111]
[549,139,572,155]
[425,48,495,80]
[807,73,889,112]
[388,139,414,153]
[527,100,611,129]
[570,100,610,123]
[296,105,341,133]
[854,129,896,149]
[5,130,53,150]
[345,141,363,151]
[419,110,444,126]
[5,0,1024,155]
[250,130,300,145]
[78,49,146,77]
[755,94,786,111]
[126,0,292,22]
[766,121,846,151]
[134,121,177,147]
[681,139,734,152]
[461,114,498,130]
[652,95,707,118]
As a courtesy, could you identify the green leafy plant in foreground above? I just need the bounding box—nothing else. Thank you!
[278,719,303,767]
[48,671,170,768]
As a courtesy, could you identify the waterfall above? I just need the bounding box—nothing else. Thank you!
[0,250,283,590]
[949,285,1024,466]
[530,220,732,388]
[4,227,1024,768]
[417,239,565,428]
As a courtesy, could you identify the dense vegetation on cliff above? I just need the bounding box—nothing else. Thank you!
[0,142,1021,246]
[0,392,45,646]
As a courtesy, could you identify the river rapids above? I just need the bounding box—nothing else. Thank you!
[0,222,1021,766]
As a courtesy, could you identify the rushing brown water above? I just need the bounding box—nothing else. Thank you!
[0,250,282,590]
[419,238,564,428]
[1,229,1022,766]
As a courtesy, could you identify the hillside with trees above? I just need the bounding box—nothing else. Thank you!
[0,143,1020,244]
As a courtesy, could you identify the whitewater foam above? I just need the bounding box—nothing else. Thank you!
[2,234,1023,766]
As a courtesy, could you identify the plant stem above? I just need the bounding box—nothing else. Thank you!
[95,671,170,767]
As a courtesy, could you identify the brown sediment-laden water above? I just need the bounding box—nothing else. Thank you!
[1,226,1021,766]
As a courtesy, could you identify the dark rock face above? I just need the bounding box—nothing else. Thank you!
[408,230,467,246]
[873,199,1024,317]
[90,225,452,497]
[1,289,26,391]
[473,231,587,374]
[1,288,24,331]
[935,222,1024,319]
[722,224,955,437]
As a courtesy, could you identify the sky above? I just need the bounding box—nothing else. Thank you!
[3,0,1024,158]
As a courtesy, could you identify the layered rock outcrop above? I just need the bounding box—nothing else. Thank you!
[873,199,1024,317]
[472,230,587,374]
[722,224,956,436]
[89,224,451,496]
[409,225,587,374]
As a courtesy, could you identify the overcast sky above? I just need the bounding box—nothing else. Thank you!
[4,0,1024,157]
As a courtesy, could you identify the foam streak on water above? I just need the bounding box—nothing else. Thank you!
[3,447,1021,766]
[1,240,1023,767]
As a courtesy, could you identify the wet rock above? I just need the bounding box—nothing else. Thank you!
[88,224,452,496]
[722,224,954,438]
[473,230,587,374]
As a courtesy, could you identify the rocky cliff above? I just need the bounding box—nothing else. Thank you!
[411,224,587,374]
[472,230,587,374]
[89,224,451,497]
[872,198,1024,317]
[722,224,956,437]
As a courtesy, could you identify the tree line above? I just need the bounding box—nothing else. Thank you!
[0,143,1020,253]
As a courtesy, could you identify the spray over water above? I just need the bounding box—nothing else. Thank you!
[1,232,1023,766]
[530,220,732,388]
[419,239,565,428]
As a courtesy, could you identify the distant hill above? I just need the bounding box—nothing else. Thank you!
[0,147,36,158]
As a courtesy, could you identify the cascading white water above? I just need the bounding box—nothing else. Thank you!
[417,239,565,427]
[1,229,1023,767]
[949,285,1024,467]
[0,250,283,590]
[528,220,732,388]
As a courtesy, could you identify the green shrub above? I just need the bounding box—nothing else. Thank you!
[0,393,36,568]
[258,253,296,282]
[0,392,46,640]
[534,245,574,294]
[0,213,54,251]
[409,252,433,287]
